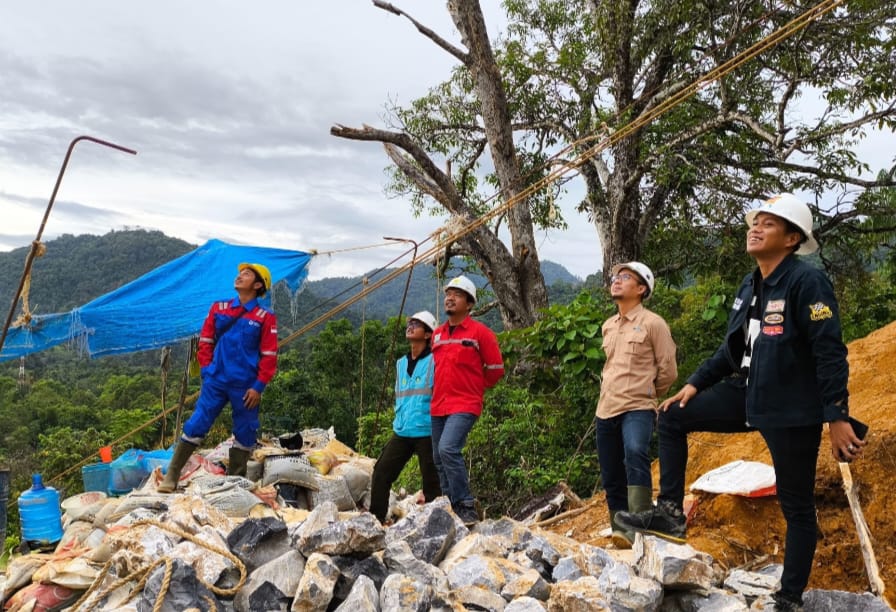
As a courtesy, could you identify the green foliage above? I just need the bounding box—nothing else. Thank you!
[1,231,892,527]
[37,427,110,497]
[502,290,612,389]
[465,383,598,516]
[662,276,737,380]
[264,318,399,449]
[836,270,896,343]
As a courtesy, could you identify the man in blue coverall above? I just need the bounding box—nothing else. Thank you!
[616,194,865,611]
[159,262,278,492]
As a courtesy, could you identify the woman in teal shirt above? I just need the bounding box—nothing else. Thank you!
[369,310,442,523]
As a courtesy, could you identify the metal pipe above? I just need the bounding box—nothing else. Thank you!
[0,135,137,355]
[372,236,419,439]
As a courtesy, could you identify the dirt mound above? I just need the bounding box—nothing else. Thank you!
[546,319,896,606]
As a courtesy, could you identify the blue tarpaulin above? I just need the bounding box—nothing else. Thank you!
[1,239,313,361]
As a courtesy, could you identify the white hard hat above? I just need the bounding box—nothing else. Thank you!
[610,261,655,299]
[409,310,437,332]
[444,275,477,303]
[745,193,818,255]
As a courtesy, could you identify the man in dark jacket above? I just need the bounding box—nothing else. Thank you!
[616,193,865,611]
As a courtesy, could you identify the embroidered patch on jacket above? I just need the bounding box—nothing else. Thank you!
[809,302,833,321]
[766,299,786,313]
[732,297,744,311]
[434,333,442,342]
[762,325,784,336]
[764,313,784,324]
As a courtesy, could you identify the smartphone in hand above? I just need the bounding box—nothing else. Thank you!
[838,416,869,462]
[848,416,869,441]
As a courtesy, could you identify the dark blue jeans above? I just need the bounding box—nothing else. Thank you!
[595,410,656,511]
[431,413,478,506]
[658,375,822,599]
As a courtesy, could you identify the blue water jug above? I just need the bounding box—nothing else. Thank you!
[18,473,64,547]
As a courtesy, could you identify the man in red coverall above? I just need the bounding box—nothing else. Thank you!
[158,262,278,492]
[431,275,504,525]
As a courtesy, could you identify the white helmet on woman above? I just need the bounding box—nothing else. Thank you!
[409,310,438,332]
[745,193,818,255]
[610,261,655,299]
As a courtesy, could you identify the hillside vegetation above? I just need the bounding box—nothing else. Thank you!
[1,230,894,566]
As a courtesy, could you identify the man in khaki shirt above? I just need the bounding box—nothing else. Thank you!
[596,261,677,548]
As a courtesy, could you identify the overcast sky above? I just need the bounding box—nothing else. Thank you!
[2,3,891,287]
[0,1,602,282]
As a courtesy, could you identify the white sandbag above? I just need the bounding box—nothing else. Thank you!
[689,460,776,497]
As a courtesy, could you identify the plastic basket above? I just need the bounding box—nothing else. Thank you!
[81,463,111,493]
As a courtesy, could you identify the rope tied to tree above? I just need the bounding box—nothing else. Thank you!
[11,241,47,328]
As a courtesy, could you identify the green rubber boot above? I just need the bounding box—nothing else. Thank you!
[157,440,196,493]
[611,485,653,549]
[228,447,251,477]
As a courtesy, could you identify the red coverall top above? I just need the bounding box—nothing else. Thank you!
[431,315,504,417]
[197,297,278,393]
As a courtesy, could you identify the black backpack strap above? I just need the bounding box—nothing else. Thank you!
[216,306,249,340]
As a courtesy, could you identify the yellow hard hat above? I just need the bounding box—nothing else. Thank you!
[238,262,272,295]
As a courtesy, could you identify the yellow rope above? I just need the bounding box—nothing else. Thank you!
[278,0,844,348]
[14,0,844,509]
[45,392,198,488]
[11,242,46,328]
[313,240,401,256]
[69,518,247,611]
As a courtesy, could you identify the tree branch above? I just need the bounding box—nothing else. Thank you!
[331,123,474,217]
[641,112,733,168]
[736,158,896,189]
[373,0,469,64]
[789,105,896,151]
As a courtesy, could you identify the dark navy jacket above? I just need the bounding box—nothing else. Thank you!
[687,254,849,428]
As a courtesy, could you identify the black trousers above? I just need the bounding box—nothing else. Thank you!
[658,376,822,599]
[369,433,442,523]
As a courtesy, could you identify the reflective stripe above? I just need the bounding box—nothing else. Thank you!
[199,337,215,344]
[261,350,277,356]
[485,364,504,370]
[396,388,431,398]
[425,357,435,388]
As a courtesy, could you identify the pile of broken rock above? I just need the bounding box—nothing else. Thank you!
[2,491,891,610]
[1,427,890,610]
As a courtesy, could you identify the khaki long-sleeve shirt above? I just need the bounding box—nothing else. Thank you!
[596,303,678,419]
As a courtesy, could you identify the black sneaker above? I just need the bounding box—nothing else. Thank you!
[614,499,687,543]
[772,591,804,611]
[454,503,479,526]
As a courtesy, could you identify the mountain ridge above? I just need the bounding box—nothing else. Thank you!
[0,231,585,331]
